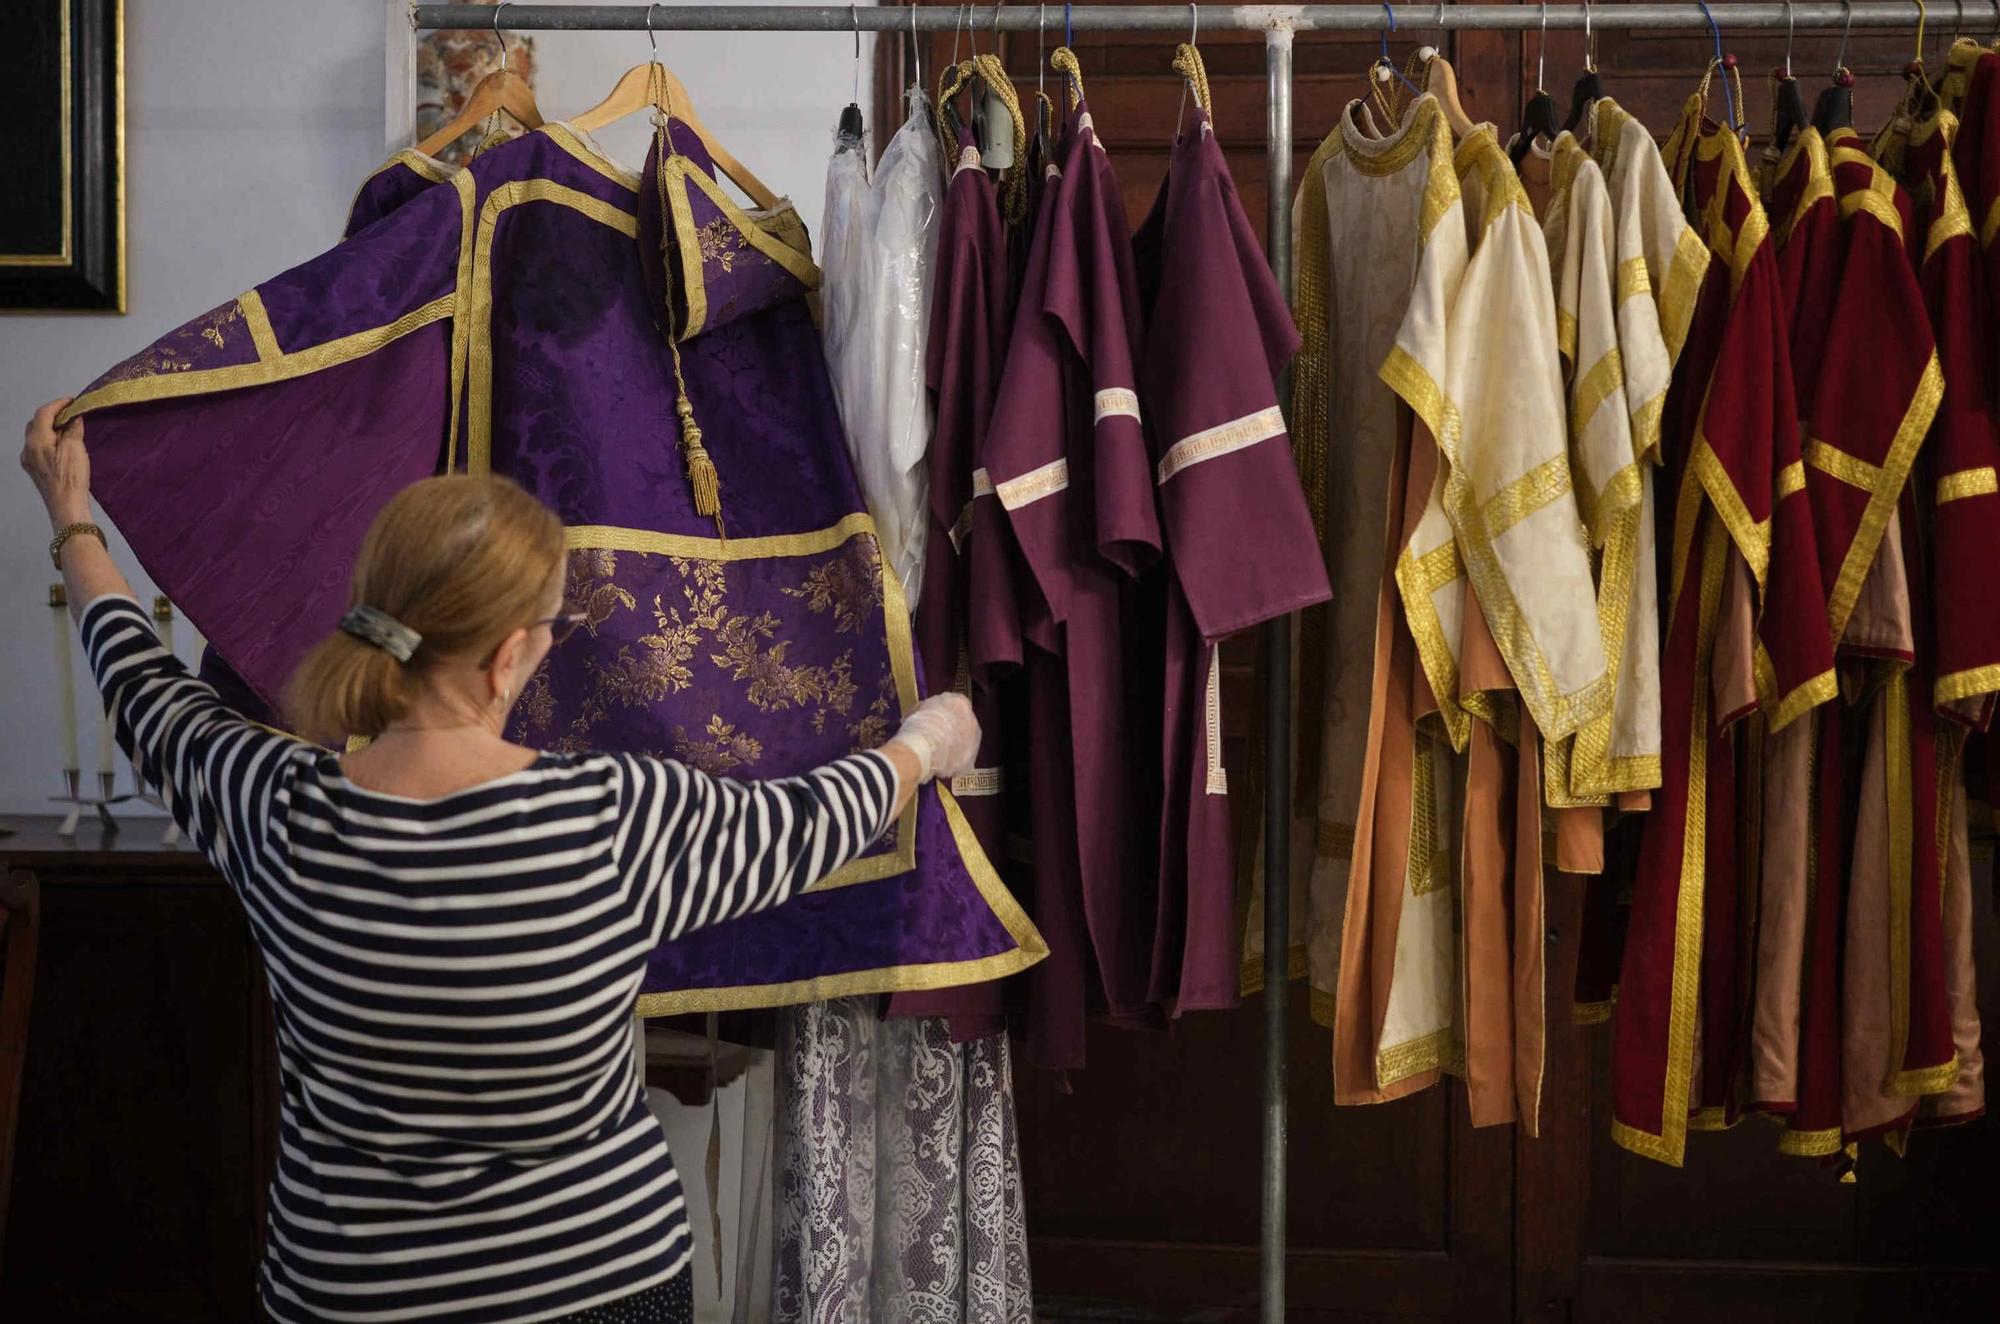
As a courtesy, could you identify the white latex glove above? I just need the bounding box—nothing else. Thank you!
[885,692,980,785]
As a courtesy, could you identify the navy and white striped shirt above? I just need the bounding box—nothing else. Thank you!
[80,596,899,1323]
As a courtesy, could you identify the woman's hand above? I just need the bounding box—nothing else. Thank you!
[886,693,981,785]
[21,398,91,529]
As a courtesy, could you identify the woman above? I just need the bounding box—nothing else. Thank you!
[20,400,980,1324]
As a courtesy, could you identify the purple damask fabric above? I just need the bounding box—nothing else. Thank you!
[59,121,1041,1013]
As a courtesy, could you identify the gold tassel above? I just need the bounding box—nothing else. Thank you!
[678,395,722,522]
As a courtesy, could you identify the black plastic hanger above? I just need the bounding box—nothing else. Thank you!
[1511,2,1559,166]
[1771,2,1810,151]
[1561,0,1605,133]
[1811,1,1857,133]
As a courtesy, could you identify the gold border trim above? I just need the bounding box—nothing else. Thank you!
[1936,662,2000,706]
[1157,405,1286,485]
[59,293,455,423]
[1825,353,1941,644]
[633,787,1047,1016]
[466,180,640,474]
[239,290,280,362]
[1936,466,1998,504]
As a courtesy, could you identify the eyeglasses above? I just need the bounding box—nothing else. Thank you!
[537,611,589,634]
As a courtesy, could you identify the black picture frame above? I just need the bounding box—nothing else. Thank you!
[0,0,124,312]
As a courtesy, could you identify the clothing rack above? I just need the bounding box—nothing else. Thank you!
[408,5,1973,1320]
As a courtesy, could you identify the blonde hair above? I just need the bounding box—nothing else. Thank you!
[287,474,565,743]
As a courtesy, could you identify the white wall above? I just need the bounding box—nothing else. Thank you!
[0,1,872,820]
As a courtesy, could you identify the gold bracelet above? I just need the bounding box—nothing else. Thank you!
[50,521,107,570]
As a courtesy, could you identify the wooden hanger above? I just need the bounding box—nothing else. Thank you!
[415,9,544,159]
[570,18,782,212]
[1420,49,1480,138]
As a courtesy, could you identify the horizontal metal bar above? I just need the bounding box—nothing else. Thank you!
[415,3,2000,34]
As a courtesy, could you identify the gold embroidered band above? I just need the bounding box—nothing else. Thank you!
[1937,466,1998,504]
[1093,387,1141,424]
[1156,405,1286,484]
[951,767,1005,796]
[994,457,1071,510]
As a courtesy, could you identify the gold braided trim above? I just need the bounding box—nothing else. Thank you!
[1157,405,1286,484]
[1777,459,1807,497]
[634,786,1047,1016]
[1769,668,1838,734]
[1289,125,1342,816]
[60,293,456,423]
[1574,998,1616,1026]
[1631,391,1668,467]
[1776,129,1835,245]
[1937,662,2000,705]
[1575,462,1645,550]
[1457,125,1533,231]
[1824,353,1940,645]
[1566,495,1649,797]
[1690,435,1771,586]
[993,457,1070,510]
[1777,1123,1845,1157]
[1922,117,1976,264]
[1884,669,1914,1092]
[1205,645,1228,794]
[1570,350,1630,502]
[446,170,479,472]
[1983,194,2000,250]
[538,122,642,191]
[1381,345,1471,751]
[1478,453,1577,538]
[1556,308,1579,367]
[1616,254,1653,305]
[1891,1056,1963,1096]
[1659,225,1712,365]
[1384,335,1612,743]
[1317,818,1356,860]
[239,290,281,362]
[468,180,640,475]
[1377,1025,1462,1088]
[951,767,1005,796]
[342,148,459,226]
[567,511,875,560]
[947,500,974,554]
[1936,466,1998,503]
[1093,387,1141,424]
[1611,518,1728,1169]
[1805,438,1880,490]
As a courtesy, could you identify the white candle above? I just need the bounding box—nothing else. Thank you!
[50,583,80,772]
[98,701,117,777]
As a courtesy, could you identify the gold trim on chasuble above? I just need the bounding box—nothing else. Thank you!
[451,154,1034,1014]
[1290,98,1455,803]
[238,289,282,361]
[58,293,457,424]
[1610,518,1730,1166]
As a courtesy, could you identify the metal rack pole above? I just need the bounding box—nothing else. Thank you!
[415,3,1992,32]
[406,3,1976,1319]
[1261,27,1294,1321]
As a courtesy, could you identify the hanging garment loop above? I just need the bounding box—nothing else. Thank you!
[1051,42,1086,113]
[1375,4,1424,102]
[1537,0,1549,92]
[1695,0,1740,133]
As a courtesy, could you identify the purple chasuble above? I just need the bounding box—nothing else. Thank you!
[57,121,1044,1014]
[893,129,1022,1034]
[195,147,463,726]
[1131,110,1330,1011]
[986,98,1162,1068]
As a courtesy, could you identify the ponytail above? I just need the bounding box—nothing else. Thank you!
[283,474,566,744]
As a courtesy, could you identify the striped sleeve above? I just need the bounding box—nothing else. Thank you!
[612,748,901,941]
[80,594,301,882]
